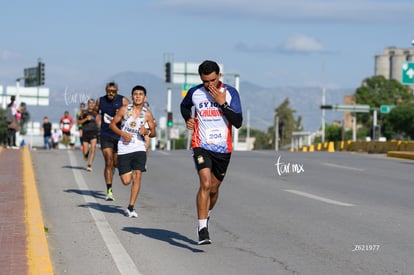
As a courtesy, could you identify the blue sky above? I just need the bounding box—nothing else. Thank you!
[1,0,414,90]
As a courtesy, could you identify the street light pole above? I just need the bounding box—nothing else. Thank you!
[166,87,172,151]
[321,87,326,143]
[275,114,279,151]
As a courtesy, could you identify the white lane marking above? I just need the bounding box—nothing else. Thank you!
[68,151,142,275]
[321,162,364,172]
[284,189,355,207]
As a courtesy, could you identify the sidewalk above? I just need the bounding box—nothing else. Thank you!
[0,146,54,275]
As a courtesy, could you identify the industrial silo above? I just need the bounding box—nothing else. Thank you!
[375,55,390,79]
[390,53,406,82]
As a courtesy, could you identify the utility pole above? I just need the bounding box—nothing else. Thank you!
[275,114,279,151]
[321,87,326,143]
[166,87,172,150]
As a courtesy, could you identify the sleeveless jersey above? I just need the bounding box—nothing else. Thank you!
[181,83,242,153]
[117,104,147,155]
[60,115,73,133]
[80,110,98,132]
[98,95,125,138]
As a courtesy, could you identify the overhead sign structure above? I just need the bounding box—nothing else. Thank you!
[320,104,370,113]
[402,62,414,85]
[380,105,395,114]
[24,66,39,87]
[172,62,223,84]
[3,86,49,106]
[182,83,196,90]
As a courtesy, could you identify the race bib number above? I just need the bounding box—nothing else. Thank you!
[121,136,136,145]
[206,128,226,144]
[103,113,113,124]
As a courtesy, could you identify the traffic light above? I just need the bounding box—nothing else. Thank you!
[165,62,171,83]
[320,105,332,109]
[38,62,45,85]
[167,112,173,127]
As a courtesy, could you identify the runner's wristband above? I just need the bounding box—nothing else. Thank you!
[220,102,229,109]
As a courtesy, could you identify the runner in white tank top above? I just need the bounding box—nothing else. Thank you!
[109,85,157,218]
[117,104,147,155]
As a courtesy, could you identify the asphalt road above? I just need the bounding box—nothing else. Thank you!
[31,149,414,275]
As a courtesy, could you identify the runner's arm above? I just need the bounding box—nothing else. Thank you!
[220,102,243,129]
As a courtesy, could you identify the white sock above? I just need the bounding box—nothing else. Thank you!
[198,219,208,230]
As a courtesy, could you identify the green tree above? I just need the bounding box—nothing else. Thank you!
[354,75,414,138]
[253,131,273,150]
[387,103,414,139]
[271,98,302,149]
[325,124,342,141]
[238,127,272,150]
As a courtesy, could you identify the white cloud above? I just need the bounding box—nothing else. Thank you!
[235,34,327,54]
[281,34,325,53]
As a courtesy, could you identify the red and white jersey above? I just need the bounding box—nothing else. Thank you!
[60,116,73,133]
[181,82,242,153]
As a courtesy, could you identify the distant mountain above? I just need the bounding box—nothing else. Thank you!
[241,84,352,132]
[27,72,353,132]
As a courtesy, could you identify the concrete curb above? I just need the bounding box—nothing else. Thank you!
[23,146,54,274]
[387,151,414,160]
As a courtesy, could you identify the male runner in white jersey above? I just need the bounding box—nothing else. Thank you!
[109,85,156,217]
[180,60,243,244]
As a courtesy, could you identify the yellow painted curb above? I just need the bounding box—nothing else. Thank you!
[309,145,315,152]
[387,151,414,160]
[317,143,322,151]
[23,147,54,274]
[328,141,335,152]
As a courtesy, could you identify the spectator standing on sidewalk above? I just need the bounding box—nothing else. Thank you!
[4,96,18,148]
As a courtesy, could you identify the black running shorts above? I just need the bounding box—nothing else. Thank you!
[117,151,147,175]
[192,147,231,181]
[82,129,98,143]
[100,135,119,152]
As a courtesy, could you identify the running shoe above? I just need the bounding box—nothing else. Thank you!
[198,227,211,245]
[86,165,92,172]
[84,151,89,161]
[105,188,114,201]
[125,208,138,218]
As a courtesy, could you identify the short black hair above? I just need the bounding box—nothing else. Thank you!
[131,85,147,96]
[198,60,220,76]
[105,81,118,90]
